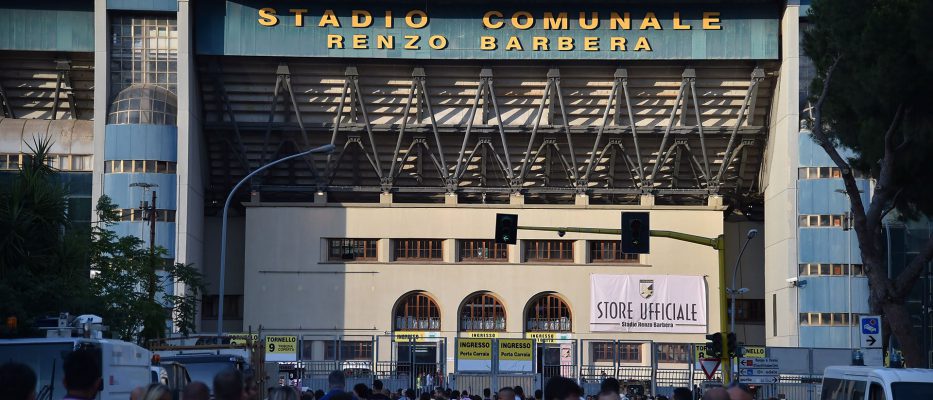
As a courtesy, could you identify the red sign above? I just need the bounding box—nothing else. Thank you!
[700,358,721,380]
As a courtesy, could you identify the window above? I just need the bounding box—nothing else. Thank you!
[394,292,440,331]
[328,239,378,261]
[394,239,443,261]
[524,240,574,262]
[202,295,242,319]
[589,240,639,263]
[591,342,642,363]
[459,240,508,262]
[730,299,766,324]
[110,15,178,98]
[798,263,866,276]
[797,167,862,179]
[799,312,856,326]
[591,342,614,362]
[324,340,374,361]
[656,343,690,363]
[460,292,506,331]
[798,214,849,227]
[526,294,571,332]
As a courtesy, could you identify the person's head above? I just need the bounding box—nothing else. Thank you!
[599,378,619,396]
[462,391,469,397]
[406,389,416,399]
[213,368,244,400]
[315,389,326,399]
[269,386,301,400]
[597,391,617,400]
[374,380,385,392]
[700,388,729,400]
[131,386,147,400]
[143,383,173,400]
[328,370,346,390]
[302,392,316,400]
[657,396,669,400]
[0,362,38,400]
[331,392,355,400]
[452,390,461,399]
[726,383,752,400]
[671,388,692,400]
[420,393,433,400]
[498,387,515,400]
[544,377,582,400]
[483,388,491,398]
[182,381,210,400]
[63,348,102,396]
[354,383,372,399]
[534,390,542,400]
[514,387,524,399]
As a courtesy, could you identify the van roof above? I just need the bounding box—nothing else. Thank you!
[824,366,933,382]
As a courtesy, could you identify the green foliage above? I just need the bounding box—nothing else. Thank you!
[804,0,933,217]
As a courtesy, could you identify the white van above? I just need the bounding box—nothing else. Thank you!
[0,337,151,400]
[820,366,933,400]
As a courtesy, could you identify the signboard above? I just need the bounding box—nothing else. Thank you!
[394,331,441,342]
[738,357,779,384]
[700,358,720,380]
[498,339,534,372]
[742,346,766,358]
[198,2,780,60]
[463,332,499,338]
[456,339,493,371]
[738,358,779,369]
[265,335,298,362]
[738,376,779,384]
[740,368,779,376]
[525,332,572,343]
[229,333,258,346]
[859,315,882,349]
[590,274,707,333]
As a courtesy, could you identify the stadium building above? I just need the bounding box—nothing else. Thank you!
[8,0,929,389]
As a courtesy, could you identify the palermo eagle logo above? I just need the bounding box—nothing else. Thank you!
[639,279,654,299]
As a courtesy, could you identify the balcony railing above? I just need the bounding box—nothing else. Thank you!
[526,318,571,332]
[460,317,506,331]
[395,317,441,331]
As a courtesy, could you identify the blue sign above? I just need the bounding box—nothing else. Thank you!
[861,316,880,335]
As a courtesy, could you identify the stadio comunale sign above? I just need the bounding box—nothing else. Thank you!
[198,2,779,60]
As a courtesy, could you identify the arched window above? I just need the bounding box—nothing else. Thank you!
[526,294,572,332]
[394,292,441,331]
[460,292,506,331]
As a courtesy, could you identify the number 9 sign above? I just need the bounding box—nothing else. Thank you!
[269,343,276,352]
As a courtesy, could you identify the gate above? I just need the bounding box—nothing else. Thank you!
[451,338,540,393]
[298,335,376,391]
[375,334,447,394]
[579,340,653,396]
[538,340,577,391]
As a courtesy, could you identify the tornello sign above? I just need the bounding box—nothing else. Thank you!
[590,274,707,334]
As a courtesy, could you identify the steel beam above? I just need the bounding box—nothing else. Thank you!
[648,70,689,185]
[0,82,14,118]
[716,67,764,183]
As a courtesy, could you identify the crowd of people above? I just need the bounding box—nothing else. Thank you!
[0,353,773,400]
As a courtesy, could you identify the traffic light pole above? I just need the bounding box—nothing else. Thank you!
[516,225,733,383]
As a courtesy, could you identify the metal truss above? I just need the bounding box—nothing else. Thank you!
[50,60,77,120]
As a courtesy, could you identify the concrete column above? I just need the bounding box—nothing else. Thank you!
[378,239,392,262]
[510,193,525,205]
[707,195,724,207]
[445,193,458,205]
[574,240,588,264]
[639,194,655,207]
[444,239,457,263]
[575,193,590,206]
[314,191,327,205]
[380,192,393,204]
[508,243,522,263]
[91,0,108,205]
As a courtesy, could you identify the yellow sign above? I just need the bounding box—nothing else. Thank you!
[694,344,709,360]
[457,339,493,360]
[463,332,499,338]
[498,339,534,361]
[229,333,258,346]
[742,346,765,358]
[265,335,298,361]
[393,331,441,342]
[525,332,572,343]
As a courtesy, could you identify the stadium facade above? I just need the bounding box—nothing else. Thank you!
[4,0,929,376]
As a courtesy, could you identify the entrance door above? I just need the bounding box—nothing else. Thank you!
[397,340,444,394]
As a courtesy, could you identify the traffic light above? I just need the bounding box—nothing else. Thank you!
[705,332,723,358]
[621,212,650,254]
[495,213,518,244]
[727,332,738,358]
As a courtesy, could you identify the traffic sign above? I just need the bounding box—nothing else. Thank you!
[741,346,766,358]
[738,376,780,384]
[859,315,882,349]
[700,358,721,380]
[740,368,779,376]
[738,358,779,369]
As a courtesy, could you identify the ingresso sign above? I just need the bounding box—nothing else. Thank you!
[197,2,779,60]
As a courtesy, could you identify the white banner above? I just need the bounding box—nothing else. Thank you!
[590,274,707,333]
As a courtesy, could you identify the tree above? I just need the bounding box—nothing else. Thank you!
[0,137,92,336]
[89,196,205,342]
[803,0,933,366]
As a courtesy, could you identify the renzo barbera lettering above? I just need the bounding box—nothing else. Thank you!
[256,8,723,52]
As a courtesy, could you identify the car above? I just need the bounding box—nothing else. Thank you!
[821,366,933,400]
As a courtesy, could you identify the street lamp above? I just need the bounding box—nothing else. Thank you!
[728,229,758,334]
[216,144,336,337]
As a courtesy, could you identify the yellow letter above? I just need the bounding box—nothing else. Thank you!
[319,10,340,27]
[610,12,630,30]
[376,35,394,49]
[673,12,691,30]
[640,12,661,30]
[404,35,421,49]
[505,36,523,51]
[584,37,599,51]
[703,12,721,30]
[483,11,504,29]
[258,8,278,26]
[579,12,598,30]
[511,11,534,30]
[610,37,626,51]
[290,9,307,27]
[480,36,497,50]
[353,35,368,49]
[557,37,573,51]
[385,11,393,28]
[327,34,344,49]
[352,10,373,28]
[532,36,549,50]
[543,12,568,30]
[406,10,428,29]
[634,37,652,51]
[428,35,448,49]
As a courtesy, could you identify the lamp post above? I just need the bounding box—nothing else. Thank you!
[728,229,758,334]
[216,144,335,337]
[130,182,159,301]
